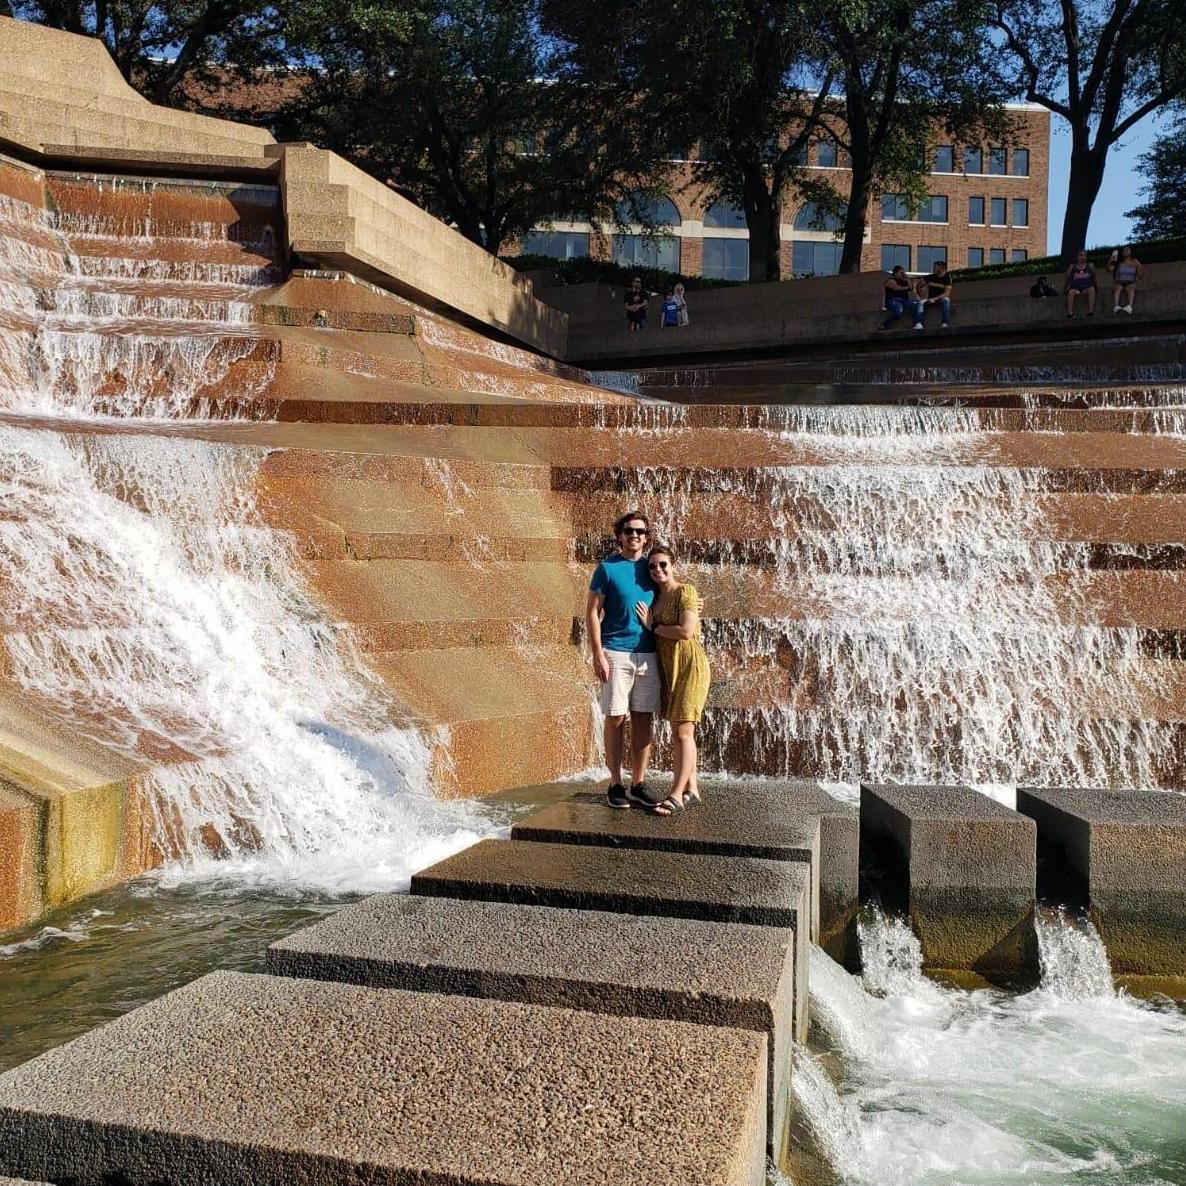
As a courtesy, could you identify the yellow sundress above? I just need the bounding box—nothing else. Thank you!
[653,583,711,723]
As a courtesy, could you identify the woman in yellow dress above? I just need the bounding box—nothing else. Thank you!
[634,544,711,815]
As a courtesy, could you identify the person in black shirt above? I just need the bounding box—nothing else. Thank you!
[879,265,919,330]
[624,277,648,331]
[1030,276,1058,299]
[916,261,952,328]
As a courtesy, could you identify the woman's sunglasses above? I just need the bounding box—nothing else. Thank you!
[648,560,670,572]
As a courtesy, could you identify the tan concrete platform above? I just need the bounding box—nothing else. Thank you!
[268,893,796,1151]
[0,970,767,1186]
[861,784,1038,981]
[1017,787,1186,976]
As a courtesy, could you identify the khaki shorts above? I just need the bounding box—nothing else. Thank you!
[599,649,661,716]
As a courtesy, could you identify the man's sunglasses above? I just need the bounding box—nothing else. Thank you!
[620,527,648,536]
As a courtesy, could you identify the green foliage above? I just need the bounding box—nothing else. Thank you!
[501,253,738,290]
[276,0,674,255]
[947,235,1186,282]
[10,1,285,101]
[1126,117,1186,240]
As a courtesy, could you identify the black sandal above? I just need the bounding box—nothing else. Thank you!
[652,795,684,816]
[683,791,702,808]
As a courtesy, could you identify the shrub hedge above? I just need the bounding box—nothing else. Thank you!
[948,236,1186,284]
[500,253,740,291]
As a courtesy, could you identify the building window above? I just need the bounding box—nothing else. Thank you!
[988,147,1007,175]
[789,140,809,166]
[794,202,845,232]
[703,237,749,280]
[881,194,947,222]
[1011,148,1030,177]
[816,140,838,167]
[1012,198,1029,227]
[615,192,681,227]
[917,246,947,272]
[988,247,1006,265]
[933,145,954,173]
[792,240,843,276]
[1011,248,1028,262]
[969,196,985,225]
[612,234,680,272]
[964,147,983,174]
[521,231,590,260]
[881,244,912,272]
[704,201,747,229]
[967,247,984,268]
[990,197,1007,226]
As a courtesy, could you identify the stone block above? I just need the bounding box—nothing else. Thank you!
[412,838,811,1036]
[269,893,797,1154]
[0,971,768,1186]
[1017,787,1186,976]
[511,789,820,936]
[860,784,1037,979]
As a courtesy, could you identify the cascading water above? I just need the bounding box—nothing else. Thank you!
[618,409,1171,787]
[0,176,493,891]
[793,912,1186,1186]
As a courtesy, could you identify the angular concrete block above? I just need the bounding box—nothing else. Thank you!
[860,784,1037,978]
[412,838,812,1037]
[269,894,796,1153]
[0,971,768,1186]
[512,789,820,937]
[1017,787,1186,976]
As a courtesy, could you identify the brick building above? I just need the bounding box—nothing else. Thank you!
[522,104,1050,278]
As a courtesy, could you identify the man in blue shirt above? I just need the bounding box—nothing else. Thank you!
[586,510,663,809]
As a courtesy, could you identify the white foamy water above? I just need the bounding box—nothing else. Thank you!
[797,914,1186,1186]
[0,425,492,892]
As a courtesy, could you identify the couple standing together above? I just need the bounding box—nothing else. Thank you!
[585,511,712,816]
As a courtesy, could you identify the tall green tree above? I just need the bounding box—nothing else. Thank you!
[824,0,1009,272]
[991,0,1186,258]
[1125,116,1186,239]
[10,0,284,102]
[278,0,672,256]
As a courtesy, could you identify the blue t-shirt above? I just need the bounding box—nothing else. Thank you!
[589,554,655,653]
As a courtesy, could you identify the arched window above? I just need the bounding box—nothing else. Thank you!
[704,201,747,229]
[615,193,681,227]
[793,203,844,233]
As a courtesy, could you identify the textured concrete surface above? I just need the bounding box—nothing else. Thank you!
[269,893,797,1150]
[0,971,768,1186]
[1017,787,1186,975]
[861,784,1038,979]
[0,1178,51,1184]
[412,837,811,1035]
[512,789,820,937]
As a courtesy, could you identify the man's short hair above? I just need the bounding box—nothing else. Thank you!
[614,510,650,536]
[933,260,947,270]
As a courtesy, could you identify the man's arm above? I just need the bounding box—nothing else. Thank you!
[586,590,610,682]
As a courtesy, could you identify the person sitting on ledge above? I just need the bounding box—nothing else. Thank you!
[1064,250,1097,319]
[1030,276,1058,299]
[1107,245,1142,314]
[879,265,917,330]
[916,260,953,329]
[624,276,648,331]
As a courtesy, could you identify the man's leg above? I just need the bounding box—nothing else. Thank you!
[630,710,654,786]
[912,300,925,327]
[938,297,951,325]
[604,714,627,785]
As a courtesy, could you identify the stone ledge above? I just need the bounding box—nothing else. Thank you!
[268,893,796,1154]
[0,970,768,1186]
[1017,787,1186,976]
[860,784,1037,980]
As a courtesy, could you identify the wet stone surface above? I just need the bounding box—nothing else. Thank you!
[0,970,768,1186]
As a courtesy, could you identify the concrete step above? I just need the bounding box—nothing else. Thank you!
[0,970,769,1186]
[860,783,1038,982]
[1016,787,1186,978]
[268,894,796,1157]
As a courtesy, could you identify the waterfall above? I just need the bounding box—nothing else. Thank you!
[1035,910,1114,1000]
[0,176,493,890]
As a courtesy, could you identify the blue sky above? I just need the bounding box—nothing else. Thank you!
[1046,112,1167,252]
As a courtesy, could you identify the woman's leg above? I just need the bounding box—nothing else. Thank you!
[1113,284,1123,312]
[670,721,696,799]
[1123,283,1135,311]
[1086,286,1096,313]
[1066,287,1076,316]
